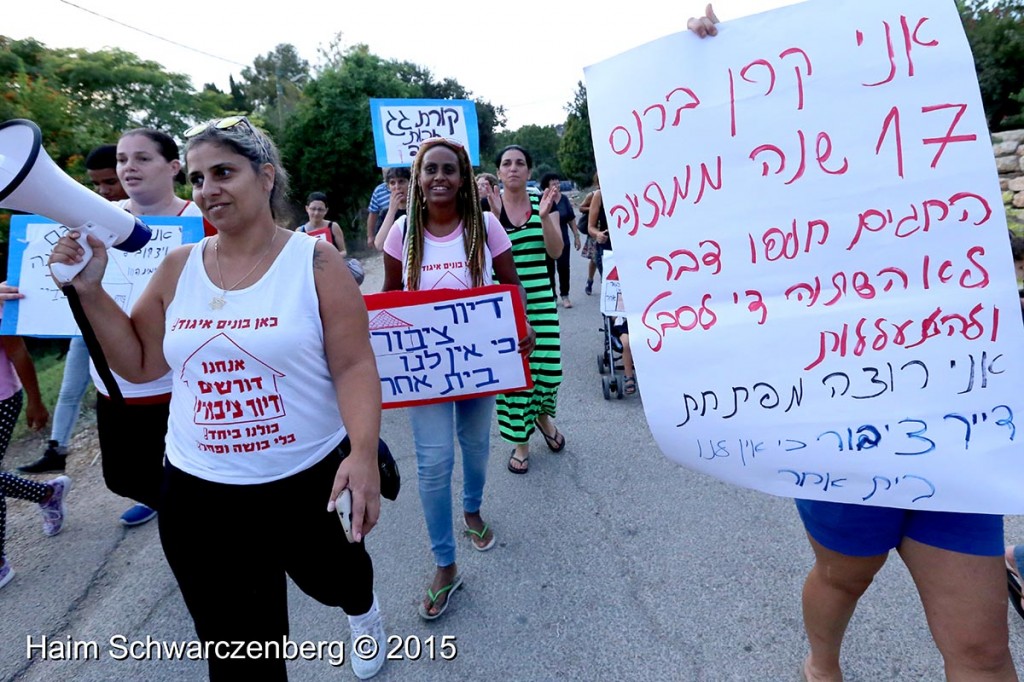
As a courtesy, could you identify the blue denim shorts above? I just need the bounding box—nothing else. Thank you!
[795,499,1004,557]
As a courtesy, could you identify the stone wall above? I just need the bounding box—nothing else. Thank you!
[996,129,1024,230]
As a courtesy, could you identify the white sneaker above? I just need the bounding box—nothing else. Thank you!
[347,592,385,680]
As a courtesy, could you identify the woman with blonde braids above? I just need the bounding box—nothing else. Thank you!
[381,138,535,620]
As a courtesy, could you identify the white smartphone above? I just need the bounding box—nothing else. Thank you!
[336,488,355,543]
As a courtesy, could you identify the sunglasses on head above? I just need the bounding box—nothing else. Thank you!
[420,136,465,149]
[184,115,254,139]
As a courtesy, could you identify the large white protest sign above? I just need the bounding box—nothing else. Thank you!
[365,285,531,408]
[2,215,205,337]
[585,0,1024,513]
[369,98,480,167]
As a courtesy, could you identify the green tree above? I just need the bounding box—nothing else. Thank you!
[1,36,212,164]
[51,46,198,136]
[0,70,82,163]
[391,61,506,163]
[227,75,252,113]
[959,0,1024,130]
[280,45,508,239]
[240,44,310,134]
[280,45,419,233]
[491,124,561,178]
[475,101,507,167]
[558,81,596,187]
[196,83,237,121]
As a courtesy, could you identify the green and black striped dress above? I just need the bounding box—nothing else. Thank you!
[496,194,562,444]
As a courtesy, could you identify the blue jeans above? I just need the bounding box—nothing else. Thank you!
[409,395,495,567]
[51,337,91,446]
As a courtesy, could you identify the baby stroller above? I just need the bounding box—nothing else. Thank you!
[598,315,625,399]
[596,250,625,400]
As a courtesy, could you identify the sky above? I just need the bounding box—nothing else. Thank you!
[4,0,803,131]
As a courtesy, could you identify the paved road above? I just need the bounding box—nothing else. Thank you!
[2,250,1022,681]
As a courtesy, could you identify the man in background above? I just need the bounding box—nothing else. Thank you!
[83,145,128,202]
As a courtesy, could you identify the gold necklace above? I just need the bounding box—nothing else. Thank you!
[209,231,278,310]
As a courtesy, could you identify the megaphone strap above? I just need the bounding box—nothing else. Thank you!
[61,284,125,405]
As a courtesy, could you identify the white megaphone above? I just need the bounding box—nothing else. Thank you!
[0,119,151,285]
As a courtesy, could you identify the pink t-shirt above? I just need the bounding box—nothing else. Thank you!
[383,212,511,291]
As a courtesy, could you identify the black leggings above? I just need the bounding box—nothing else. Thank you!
[158,450,375,681]
[0,391,49,559]
[96,395,168,510]
[546,225,572,297]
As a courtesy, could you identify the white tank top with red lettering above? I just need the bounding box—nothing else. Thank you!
[163,231,346,484]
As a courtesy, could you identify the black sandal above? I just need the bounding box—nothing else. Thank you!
[1008,562,1024,621]
[535,421,565,452]
[507,450,529,474]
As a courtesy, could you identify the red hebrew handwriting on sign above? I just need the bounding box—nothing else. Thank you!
[584,0,1024,513]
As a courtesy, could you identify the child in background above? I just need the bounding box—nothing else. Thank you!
[373,166,412,251]
[610,317,637,396]
[0,330,70,590]
[476,172,499,213]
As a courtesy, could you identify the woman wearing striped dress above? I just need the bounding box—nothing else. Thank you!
[486,145,565,474]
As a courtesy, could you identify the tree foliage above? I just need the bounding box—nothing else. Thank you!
[0,36,215,165]
[390,61,506,163]
[54,47,198,135]
[558,81,596,187]
[239,44,310,134]
[280,44,507,237]
[492,124,562,178]
[1,34,511,248]
[279,45,418,230]
[959,0,1024,130]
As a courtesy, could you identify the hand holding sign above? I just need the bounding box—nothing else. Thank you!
[687,4,720,38]
[587,0,1024,513]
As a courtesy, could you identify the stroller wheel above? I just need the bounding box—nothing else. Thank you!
[602,375,612,400]
[615,379,625,399]
[597,352,608,375]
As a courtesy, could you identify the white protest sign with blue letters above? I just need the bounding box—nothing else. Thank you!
[369,98,480,168]
[365,285,530,408]
[2,214,205,337]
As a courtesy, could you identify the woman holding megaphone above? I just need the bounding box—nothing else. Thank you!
[49,117,387,681]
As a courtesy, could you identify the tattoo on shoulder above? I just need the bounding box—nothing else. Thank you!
[312,246,327,271]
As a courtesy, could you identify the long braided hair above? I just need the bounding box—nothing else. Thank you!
[404,138,487,291]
